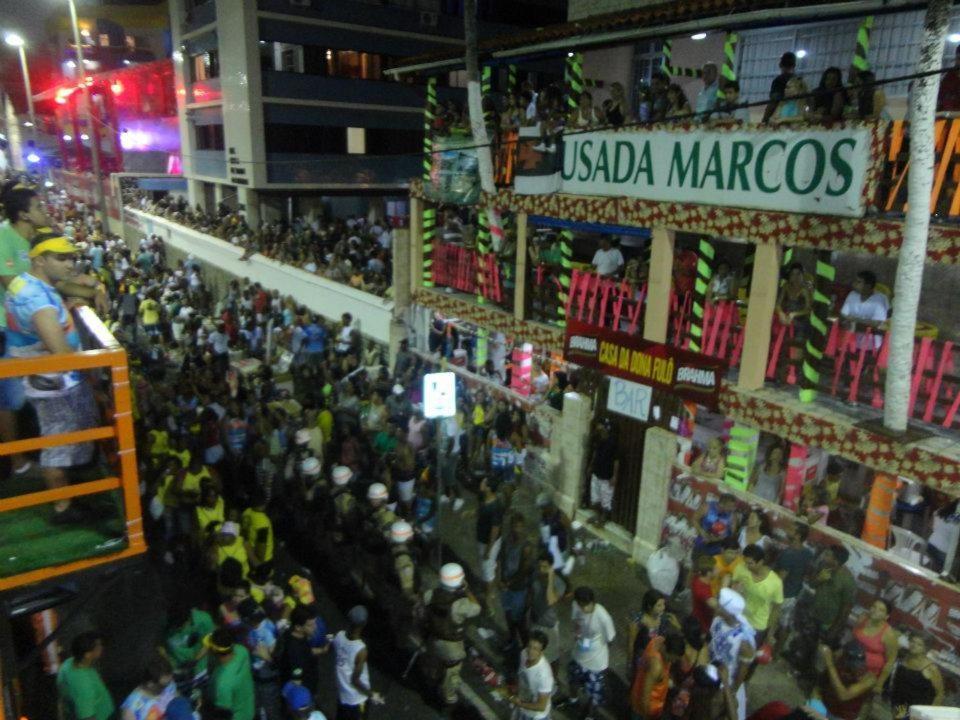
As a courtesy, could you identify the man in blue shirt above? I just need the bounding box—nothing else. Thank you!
[695,62,720,119]
[302,315,327,366]
[5,231,98,523]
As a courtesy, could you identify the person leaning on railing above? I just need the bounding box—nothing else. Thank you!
[4,231,100,524]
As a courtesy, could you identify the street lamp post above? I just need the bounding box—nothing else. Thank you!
[3,33,36,149]
[67,0,107,230]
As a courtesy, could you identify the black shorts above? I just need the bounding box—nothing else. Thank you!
[337,702,367,720]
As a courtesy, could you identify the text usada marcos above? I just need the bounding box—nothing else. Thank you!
[561,136,859,197]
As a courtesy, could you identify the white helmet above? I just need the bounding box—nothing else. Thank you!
[301,457,321,477]
[440,563,465,589]
[331,465,352,486]
[390,520,414,544]
[367,482,388,502]
[295,429,311,446]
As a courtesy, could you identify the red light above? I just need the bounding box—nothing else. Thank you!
[111,81,124,95]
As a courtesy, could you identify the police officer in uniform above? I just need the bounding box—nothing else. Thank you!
[424,563,481,705]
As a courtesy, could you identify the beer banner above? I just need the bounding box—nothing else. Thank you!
[564,320,726,409]
[519,126,873,218]
[424,136,481,205]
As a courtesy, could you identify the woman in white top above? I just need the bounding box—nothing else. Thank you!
[708,589,756,720]
[927,499,960,576]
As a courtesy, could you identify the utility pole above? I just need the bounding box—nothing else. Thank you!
[68,0,108,231]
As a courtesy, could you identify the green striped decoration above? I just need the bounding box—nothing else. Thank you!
[481,65,493,126]
[475,327,488,368]
[661,42,702,78]
[723,424,760,490]
[422,206,436,287]
[422,77,437,181]
[422,77,438,287]
[687,238,715,353]
[718,32,739,100]
[507,64,518,96]
[475,208,490,305]
[565,52,583,111]
[556,229,573,326]
[799,251,835,403]
[852,16,873,75]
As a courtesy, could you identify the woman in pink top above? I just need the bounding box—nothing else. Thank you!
[853,600,899,686]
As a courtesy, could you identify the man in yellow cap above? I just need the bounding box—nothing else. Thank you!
[4,231,98,522]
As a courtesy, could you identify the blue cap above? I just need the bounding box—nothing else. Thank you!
[285,683,313,711]
[165,697,195,720]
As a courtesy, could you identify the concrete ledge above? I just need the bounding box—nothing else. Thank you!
[124,208,395,345]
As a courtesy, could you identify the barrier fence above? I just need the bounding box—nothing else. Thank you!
[432,243,504,304]
[565,269,960,430]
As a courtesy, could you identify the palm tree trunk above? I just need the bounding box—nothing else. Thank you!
[464,0,503,264]
[883,0,950,432]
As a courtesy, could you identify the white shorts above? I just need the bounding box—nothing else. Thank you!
[478,537,502,583]
[590,474,614,512]
[397,478,416,503]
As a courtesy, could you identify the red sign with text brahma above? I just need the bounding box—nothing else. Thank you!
[564,320,726,409]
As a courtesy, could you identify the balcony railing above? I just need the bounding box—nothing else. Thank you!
[563,268,960,432]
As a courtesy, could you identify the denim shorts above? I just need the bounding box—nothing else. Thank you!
[0,375,25,412]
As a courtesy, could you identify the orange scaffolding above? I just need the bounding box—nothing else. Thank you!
[0,307,145,720]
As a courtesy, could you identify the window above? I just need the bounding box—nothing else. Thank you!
[265,124,347,154]
[195,123,224,150]
[633,39,664,85]
[447,69,468,88]
[190,49,219,82]
[365,128,421,155]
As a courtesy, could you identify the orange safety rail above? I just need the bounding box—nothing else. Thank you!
[0,306,145,593]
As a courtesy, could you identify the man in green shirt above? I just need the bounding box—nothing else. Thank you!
[809,544,856,641]
[56,631,115,720]
[206,627,256,720]
[164,603,215,673]
[0,183,39,474]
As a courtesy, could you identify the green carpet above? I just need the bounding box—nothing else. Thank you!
[1,469,128,579]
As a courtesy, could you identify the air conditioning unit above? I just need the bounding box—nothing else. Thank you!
[419,11,439,27]
[289,0,311,7]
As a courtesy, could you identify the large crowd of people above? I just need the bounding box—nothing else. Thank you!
[0,175,955,720]
[125,189,394,297]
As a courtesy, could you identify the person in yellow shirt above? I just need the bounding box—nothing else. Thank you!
[711,538,743,596]
[195,481,225,546]
[316,401,334,448]
[240,489,274,568]
[148,424,170,461]
[212,522,250,578]
[180,455,217,507]
[732,544,784,646]
[166,434,191,473]
[138,290,161,336]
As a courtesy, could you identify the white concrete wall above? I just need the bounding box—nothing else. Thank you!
[126,209,394,344]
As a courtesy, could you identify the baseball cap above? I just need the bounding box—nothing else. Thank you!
[164,697,195,720]
[440,563,465,589]
[347,605,369,626]
[220,521,240,537]
[301,457,322,477]
[285,683,313,712]
[331,465,352,486]
[29,232,77,259]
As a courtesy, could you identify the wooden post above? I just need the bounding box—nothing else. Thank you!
[514,212,528,321]
[643,227,675,343]
[738,242,780,390]
[409,196,424,293]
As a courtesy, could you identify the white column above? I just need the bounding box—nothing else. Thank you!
[237,186,260,228]
[632,427,677,562]
[553,392,593,518]
[215,0,267,188]
[168,0,197,181]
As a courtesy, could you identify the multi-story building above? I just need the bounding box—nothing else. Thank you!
[45,0,171,78]
[167,0,560,225]
[389,0,960,678]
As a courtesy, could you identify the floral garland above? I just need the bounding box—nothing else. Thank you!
[718,385,960,496]
[411,288,565,352]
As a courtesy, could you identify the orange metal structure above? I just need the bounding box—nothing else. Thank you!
[0,307,145,720]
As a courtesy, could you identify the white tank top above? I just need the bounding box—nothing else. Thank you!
[333,631,369,707]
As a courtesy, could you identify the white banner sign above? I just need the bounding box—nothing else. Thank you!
[607,376,652,423]
[423,371,457,419]
[537,127,872,218]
